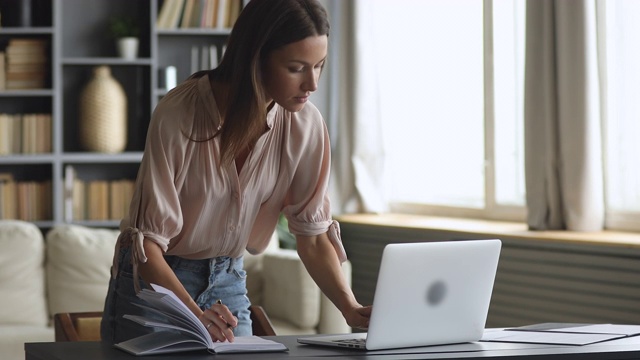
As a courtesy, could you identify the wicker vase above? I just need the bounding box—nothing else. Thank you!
[79,66,127,153]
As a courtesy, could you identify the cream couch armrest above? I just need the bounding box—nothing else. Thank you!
[0,220,48,327]
[261,249,320,330]
[318,260,352,334]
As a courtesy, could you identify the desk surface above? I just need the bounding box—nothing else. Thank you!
[25,334,640,360]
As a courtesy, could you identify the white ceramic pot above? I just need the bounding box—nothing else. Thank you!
[117,37,139,60]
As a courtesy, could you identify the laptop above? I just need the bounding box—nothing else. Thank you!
[298,239,502,351]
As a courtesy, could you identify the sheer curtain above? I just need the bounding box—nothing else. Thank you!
[327,0,387,214]
[524,0,604,231]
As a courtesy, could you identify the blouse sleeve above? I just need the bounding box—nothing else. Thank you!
[282,106,347,263]
[119,96,187,267]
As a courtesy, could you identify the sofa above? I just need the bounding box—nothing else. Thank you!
[0,220,351,360]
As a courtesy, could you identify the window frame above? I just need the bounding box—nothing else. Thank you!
[387,0,527,223]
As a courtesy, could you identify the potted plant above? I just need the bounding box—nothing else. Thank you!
[109,16,139,60]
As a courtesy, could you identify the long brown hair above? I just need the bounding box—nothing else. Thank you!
[189,0,330,167]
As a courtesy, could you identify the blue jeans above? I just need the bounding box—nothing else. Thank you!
[101,245,252,344]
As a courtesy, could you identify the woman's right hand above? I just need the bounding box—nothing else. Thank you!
[200,301,238,342]
[344,304,372,330]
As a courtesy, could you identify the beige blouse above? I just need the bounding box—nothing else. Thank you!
[116,74,346,272]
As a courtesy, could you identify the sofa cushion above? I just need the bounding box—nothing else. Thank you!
[46,225,119,316]
[269,317,316,336]
[0,220,48,327]
[262,249,320,329]
[244,232,282,307]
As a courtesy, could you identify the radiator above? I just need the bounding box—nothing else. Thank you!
[340,222,640,328]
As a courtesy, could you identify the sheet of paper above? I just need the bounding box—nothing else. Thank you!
[559,324,640,336]
[481,330,623,346]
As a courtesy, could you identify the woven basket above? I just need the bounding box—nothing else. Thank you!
[78,66,127,153]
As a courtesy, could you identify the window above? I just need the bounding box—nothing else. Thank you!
[600,0,640,231]
[358,0,640,230]
[371,0,526,220]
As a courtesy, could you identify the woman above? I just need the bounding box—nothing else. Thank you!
[101,0,371,344]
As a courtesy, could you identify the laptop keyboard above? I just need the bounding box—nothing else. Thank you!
[332,338,366,348]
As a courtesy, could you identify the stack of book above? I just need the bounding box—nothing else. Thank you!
[0,173,52,221]
[5,38,48,90]
[0,113,52,155]
[157,0,243,30]
[64,166,135,221]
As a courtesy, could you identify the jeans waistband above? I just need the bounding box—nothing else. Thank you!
[164,254,242,274]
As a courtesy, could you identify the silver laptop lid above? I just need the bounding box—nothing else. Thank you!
[365,239,501,350]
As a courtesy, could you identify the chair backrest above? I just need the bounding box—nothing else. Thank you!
[249,305,276,336]
[54,306,276,341]
[54,312,103,341]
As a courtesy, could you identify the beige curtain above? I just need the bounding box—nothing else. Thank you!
[327,0,387,214]
[524,0,604,231]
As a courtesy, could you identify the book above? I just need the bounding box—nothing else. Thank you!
[64,165,75,222]
[190,45,199,74]
[201,0,216,28]
[109,179,134,220]
[0,114,10,154]
[228,0,241,28]
[115,283,288,355]
[0,173,16,220]
[87,180,109,220]
[37,114,52,153]
[72,178,86,221]
[0,52,5,90]
[179,0,197,28]
[216,0,228,29]
[166,0,186,29]
[200,45,208,71]
[156,0,176,28]
[209,45,218,68]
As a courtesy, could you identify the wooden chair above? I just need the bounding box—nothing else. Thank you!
[54,306,276,341]
[249,305,276,336]
[54,311,103,342]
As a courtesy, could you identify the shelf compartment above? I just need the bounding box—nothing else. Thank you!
[0,163,53,221]
[0,97,53,156]
[157,34,229,85]
[60,0,151,59]
[63,162,138,223]
[0,33,54,90]
[0,95,51,113]
[0,0,53,27]
[62,65,151,153]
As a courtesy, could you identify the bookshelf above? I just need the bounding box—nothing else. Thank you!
[0,0,241,229]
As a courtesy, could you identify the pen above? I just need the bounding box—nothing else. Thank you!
[216,299,234,328]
